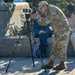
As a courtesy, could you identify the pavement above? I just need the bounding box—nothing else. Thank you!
[0,57,75,75]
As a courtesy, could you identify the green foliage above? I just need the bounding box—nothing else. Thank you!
[26,0,69,10]
[9,25,20,36]
[8,0,75,36]
[59,0,69,10]
[3,0,14,2]
[8,24,31,36]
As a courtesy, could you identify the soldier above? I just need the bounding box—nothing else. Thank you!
[30,1,71,70]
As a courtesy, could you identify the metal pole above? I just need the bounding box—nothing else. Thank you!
[5,35,22,72]
[26,16,35,67]
[39,51,47,73]
[5,14,35,72]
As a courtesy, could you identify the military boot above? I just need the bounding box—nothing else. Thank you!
[41,60,54,69]
[53,61,65,70]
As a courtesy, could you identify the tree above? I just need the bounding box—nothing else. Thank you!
[3,0,14,2]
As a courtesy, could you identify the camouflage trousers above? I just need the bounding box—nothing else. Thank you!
[50,34,69,61]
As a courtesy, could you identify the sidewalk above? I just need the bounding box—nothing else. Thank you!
[0,57,75,75]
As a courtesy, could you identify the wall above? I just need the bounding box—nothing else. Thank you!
[0,2,33,57]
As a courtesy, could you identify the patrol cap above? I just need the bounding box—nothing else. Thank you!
[38,1,48,8]
[66,3,74,12]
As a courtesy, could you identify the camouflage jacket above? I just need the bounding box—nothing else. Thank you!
[37,4,71,36]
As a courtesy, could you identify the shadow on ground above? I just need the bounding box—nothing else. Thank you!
[0,57,75,75]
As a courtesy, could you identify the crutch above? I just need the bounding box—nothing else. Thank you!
[33,33,47,73]
[39,48,47,73]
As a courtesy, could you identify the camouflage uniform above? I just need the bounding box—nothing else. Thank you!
[37,4,70,61]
